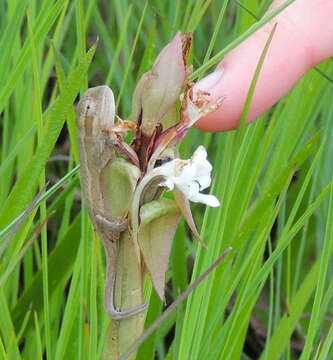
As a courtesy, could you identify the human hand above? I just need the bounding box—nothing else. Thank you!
[194,0,333,132]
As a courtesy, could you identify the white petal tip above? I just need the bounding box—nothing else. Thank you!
[206,196,220,207]
[191,194,220,207]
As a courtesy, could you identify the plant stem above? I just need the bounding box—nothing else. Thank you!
[102,230,146,360]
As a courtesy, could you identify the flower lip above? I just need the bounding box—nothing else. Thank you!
[155,146,220,207]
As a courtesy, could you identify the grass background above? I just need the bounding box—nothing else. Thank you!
[0,0,332,359]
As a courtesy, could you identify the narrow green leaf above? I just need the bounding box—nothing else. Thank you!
[191,0,295,79]
[33,312,43,360]
[105,4,133,85]
[317,323,333,360]
[0,43,96,230]
[0,290,21,359]
[12,214,81,331]
[0,0,27,87]
[300,186,333,360]
[260,259,321,360]
[0,0,68,114]
[120,247,232,360]
[0,166,79,241]
[235,23,277,147]
[136,22,156,82]
[116,0,149,109]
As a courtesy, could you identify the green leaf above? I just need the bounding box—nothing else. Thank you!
[0,0,69,113]
[190,0,296,79]
[300,186,333,360]
[12,214,81,331]
[136,22,156,82]
[0,290,21,359]
[0,43,97,231]
[136,290,163,360]
[260,259,321,360]
[232,130,323,251]
[0,0,27,87]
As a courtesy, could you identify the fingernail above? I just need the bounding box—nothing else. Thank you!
[195,68,224,92]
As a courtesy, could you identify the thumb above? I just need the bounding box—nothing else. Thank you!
[194,0,333,132]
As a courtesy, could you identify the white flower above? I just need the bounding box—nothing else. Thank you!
[130,145,220,249]
[156,146,220,207]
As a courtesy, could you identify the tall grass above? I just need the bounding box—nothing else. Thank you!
[0,1,332,359]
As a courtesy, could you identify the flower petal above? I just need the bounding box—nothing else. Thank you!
[190,193,220,207]
[155,145,219,209]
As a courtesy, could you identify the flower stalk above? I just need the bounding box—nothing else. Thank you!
[76,32,223,360]
[102,230,146,360]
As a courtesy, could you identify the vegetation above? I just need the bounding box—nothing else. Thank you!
[0,0,332,359]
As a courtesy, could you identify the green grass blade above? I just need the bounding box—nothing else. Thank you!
[12,215,81,331]
[191,0,295,79]
[300,186,333,360]
[105,5,133,86]
[317,323,333,360]
[116,0,149,110]
[0,0,68,114]
[0,44,96,231]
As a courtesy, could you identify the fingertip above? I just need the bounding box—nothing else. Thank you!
[195,68,224,92]
[193,0,333,133]
[194,65,242,132]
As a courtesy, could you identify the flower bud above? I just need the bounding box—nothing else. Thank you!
[130,32,188,136]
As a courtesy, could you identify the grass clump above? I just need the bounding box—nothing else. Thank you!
[0,1,332,359]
